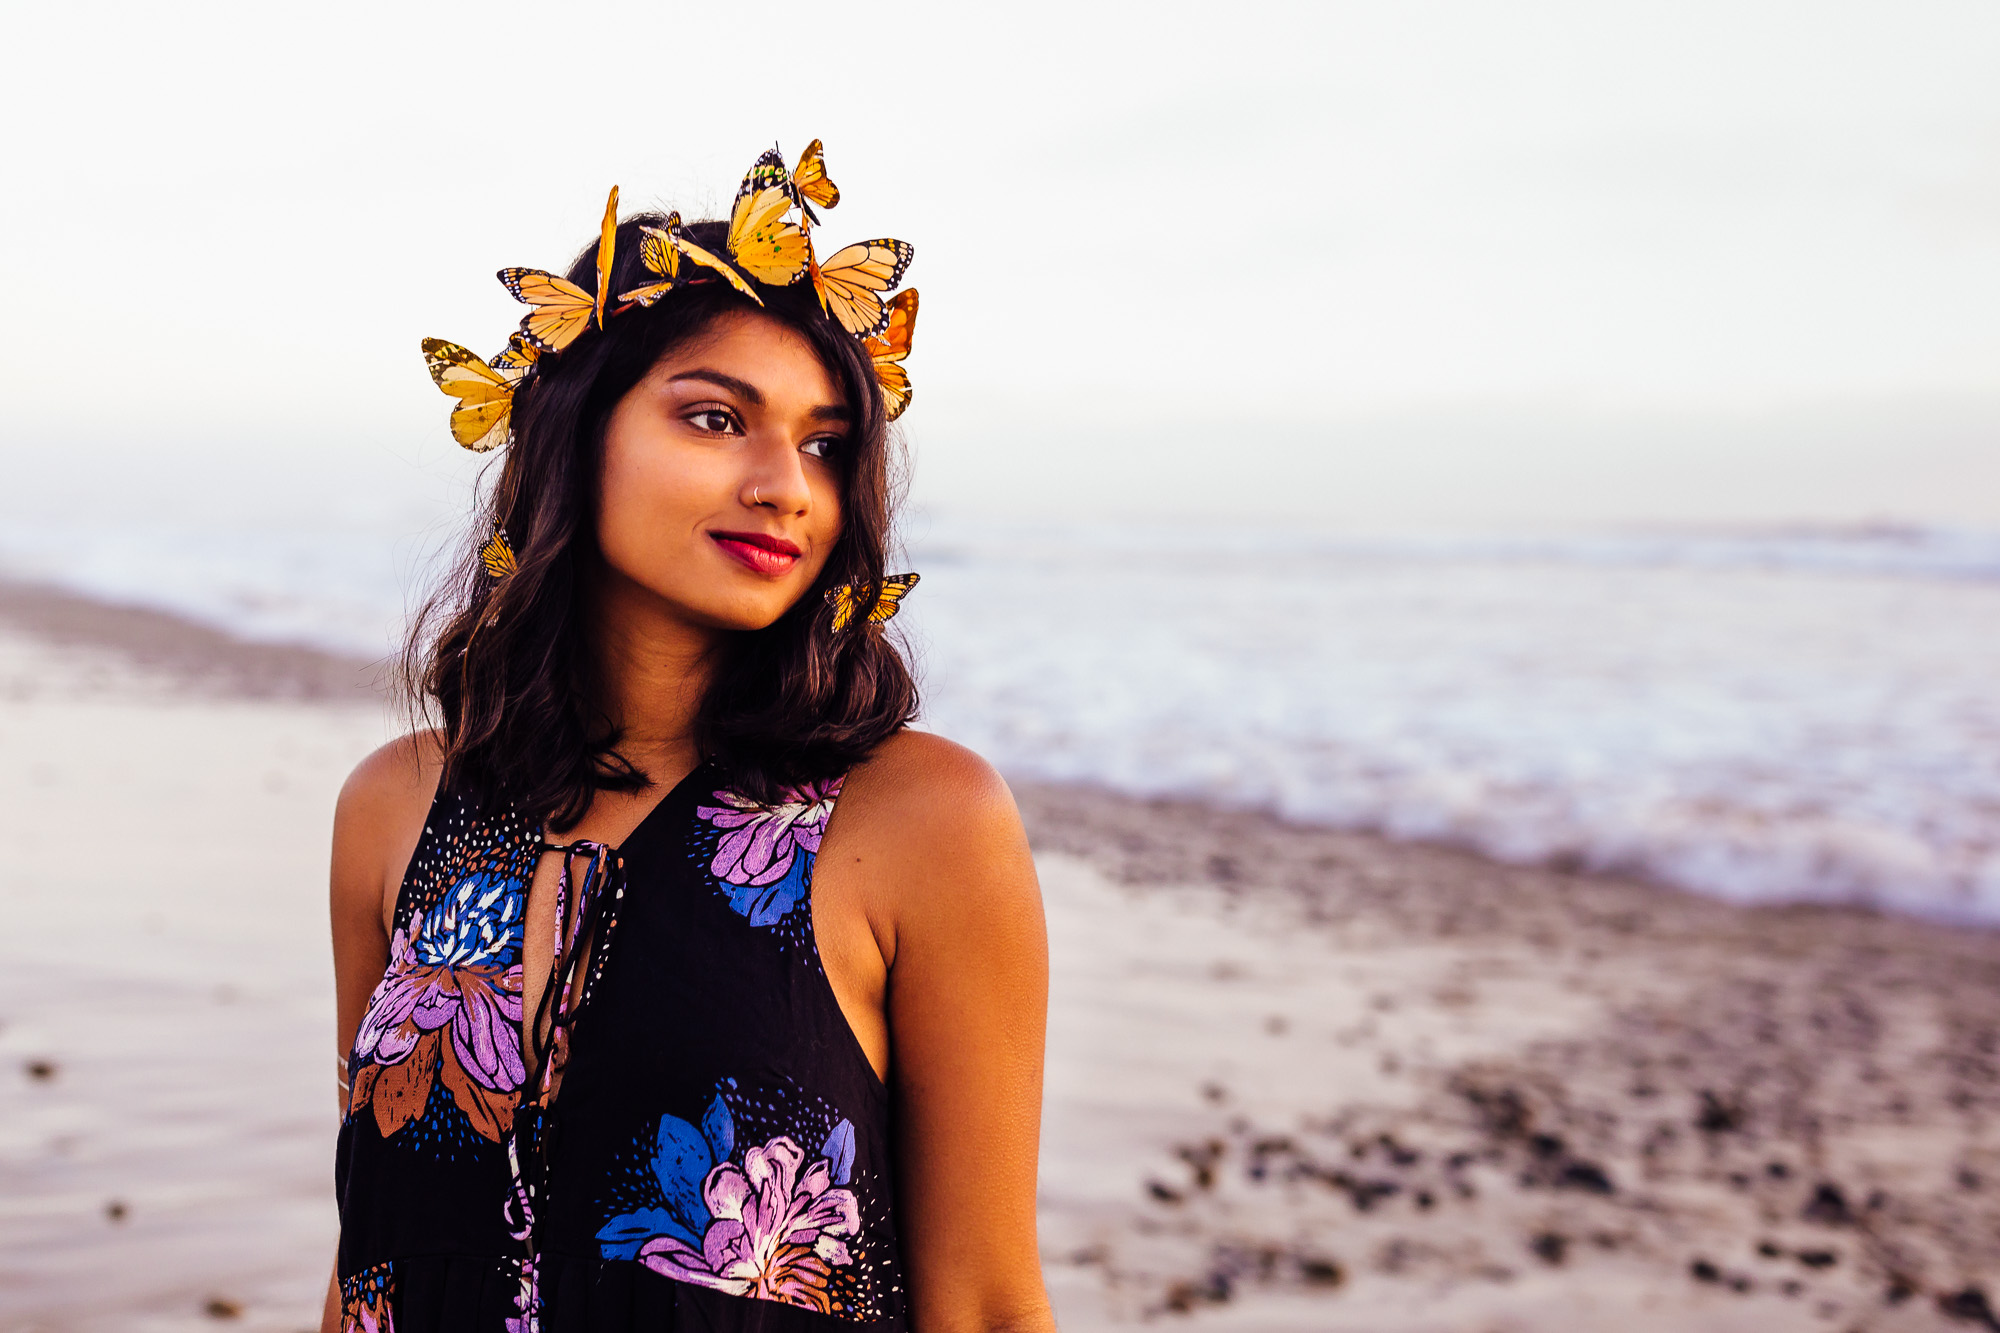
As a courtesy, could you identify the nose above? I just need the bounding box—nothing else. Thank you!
[741,443,812,515]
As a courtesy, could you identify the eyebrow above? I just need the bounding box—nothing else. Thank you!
[668,368,851,423]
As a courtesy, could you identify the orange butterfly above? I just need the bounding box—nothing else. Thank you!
[498,185,620,352]
[826,573,920,631]
[420,335,538,452]
[619,211,763,308]
[807,235,914,337]
[480,528,519,580]
[861,288,917,421]
[790,139,839,225]
[727,149,810,286]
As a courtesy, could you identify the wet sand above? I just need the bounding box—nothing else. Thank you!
[0,583,1995,1332]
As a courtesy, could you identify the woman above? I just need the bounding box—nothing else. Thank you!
[324,145,1054,1332]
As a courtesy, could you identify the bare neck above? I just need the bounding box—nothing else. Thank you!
[588,567,722,792]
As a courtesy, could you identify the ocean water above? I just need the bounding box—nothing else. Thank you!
[4,501,1997,923]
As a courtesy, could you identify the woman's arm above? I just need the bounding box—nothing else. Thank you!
[840,733,1057,1333]
[320,732,444,1333]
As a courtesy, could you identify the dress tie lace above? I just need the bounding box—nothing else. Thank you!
[504,838,626,1332]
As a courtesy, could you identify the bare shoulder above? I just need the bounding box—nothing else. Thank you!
[844,728,1016,808]
[337,729,447,833]
[838,728,1023,843]
[831,730,1041,945]
[332,729,447,929]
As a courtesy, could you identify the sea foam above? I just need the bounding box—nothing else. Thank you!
[5,513,1997,921]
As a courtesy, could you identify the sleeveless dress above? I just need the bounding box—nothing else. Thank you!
[334,760,907,1331]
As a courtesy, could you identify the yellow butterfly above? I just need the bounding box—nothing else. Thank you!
[498,185,620,352]
[808,235,915,337]
[728,149,810,286]
[421,336,537,452]
[619,211,764,308]
[790,139,839,225]
[826,572,920,631]
[490,332,540,377]
[480,528,519,581]
[860,288,917,422]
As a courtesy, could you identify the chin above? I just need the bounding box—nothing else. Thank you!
[686,590,803,634]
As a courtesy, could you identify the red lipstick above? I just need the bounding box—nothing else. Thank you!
[710,530,802,577]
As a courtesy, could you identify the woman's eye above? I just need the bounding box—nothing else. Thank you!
[688,409,737,434]
[801,437,840,459]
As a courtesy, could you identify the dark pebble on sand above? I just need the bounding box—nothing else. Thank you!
[1757,1240,1783,1258]
[24,1058,55,1081]
[1377,1133,1421,1166]
[1937,1286,2000,1329]
[1691,1258,1722,1284]
[203,1297,242,1319]
[1530,1232,1568,1265]
[1298,1255,1345,1288]
[1162,1272,1232,1312]
[1560,1160,1615,1194]
[1146,1180,1184,1204]
[1696,1089,1745,1133]
[1796,1249,1838,1269]
[104,1199,127,1222]
[1802,1182,1855,1225]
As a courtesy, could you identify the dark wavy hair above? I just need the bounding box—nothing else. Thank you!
[402,213,918,827]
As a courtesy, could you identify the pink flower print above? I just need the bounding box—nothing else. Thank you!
[696,780,843,927]
[347,870,526,1142]
[638,1135,862,1315]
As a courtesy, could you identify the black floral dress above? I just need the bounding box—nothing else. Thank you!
[335,761,907,1331]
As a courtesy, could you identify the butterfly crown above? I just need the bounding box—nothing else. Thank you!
[426,140,920,631]
[421,138,918,457]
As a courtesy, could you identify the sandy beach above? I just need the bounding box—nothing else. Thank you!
[1,582,1996,1332]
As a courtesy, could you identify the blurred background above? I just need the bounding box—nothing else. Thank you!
[3,2,1999,1329]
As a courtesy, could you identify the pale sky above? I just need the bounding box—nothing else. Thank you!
[4,0,1998,528]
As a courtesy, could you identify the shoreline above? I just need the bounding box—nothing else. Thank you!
[0,577,388,703]
[3,574,1987,935]
[1,579,1996,1330]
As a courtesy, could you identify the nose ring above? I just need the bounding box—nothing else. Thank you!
[754,487,763,505]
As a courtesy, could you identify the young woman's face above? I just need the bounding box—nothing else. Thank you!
[596,309,848,632]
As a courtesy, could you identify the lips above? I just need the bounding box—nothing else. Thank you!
[709,530,802,577]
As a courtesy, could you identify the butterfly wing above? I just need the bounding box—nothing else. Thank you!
[674,229,765,305]
[812,238,915,336]
[639,220,682,278]
[868,573,920,624]
[595,185,620,329]
[861,288,918,420]
[791,139,839,223]
[728,184,810,285]
[422,338,516,452]
[737,147,790,202]
[479,529,519,580]
[497,268,598,353]
[620,217,687,306]
[825,583,860,632]
[489,333,541,381]
[826,572,920,631]
[618,280,676,307]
